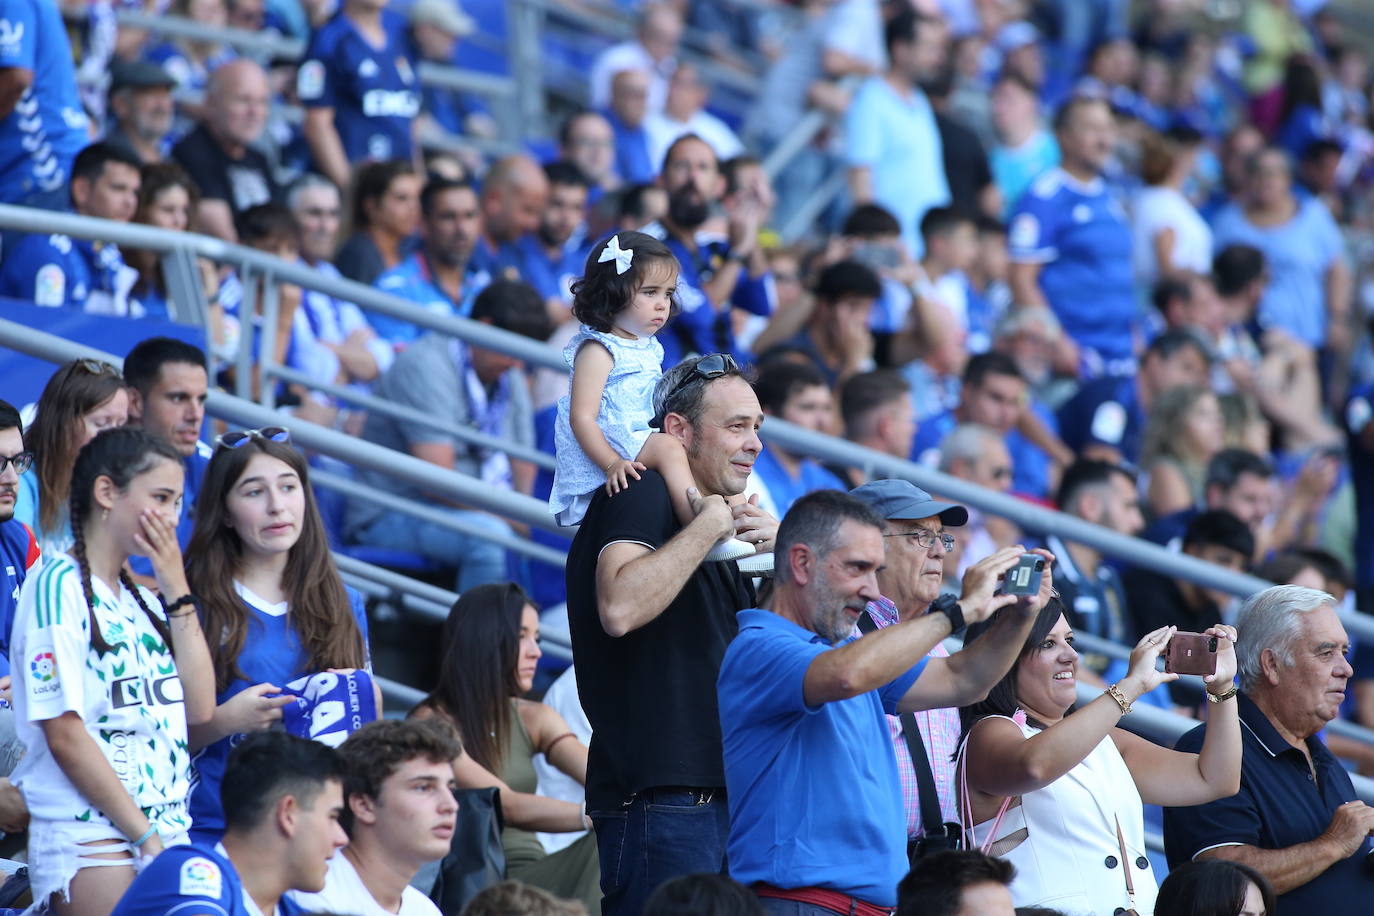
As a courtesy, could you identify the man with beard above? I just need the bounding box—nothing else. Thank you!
[374,177,490,346]
[508,160,592,324]
[0,399,39,674]
[718,490,1054,913]
[649,134,773,367]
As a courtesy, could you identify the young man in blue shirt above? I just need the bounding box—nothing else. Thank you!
[299,0,421,192]
[719,490,1054,912]
[0,142,140,314]
[0,400,38,672]
[747,361,845,518]
[0,0,89,208]
[1008,96,1137,379]
[507,160,589,321]
[111,731,348,916]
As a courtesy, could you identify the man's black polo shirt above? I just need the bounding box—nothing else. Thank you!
[567,470,756,810]
[1163,692,1373,914]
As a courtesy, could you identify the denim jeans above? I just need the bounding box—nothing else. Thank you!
[355,508,514,592]
[590,788,729,916]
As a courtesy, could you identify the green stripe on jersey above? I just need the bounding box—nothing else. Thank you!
[36,561,76,629]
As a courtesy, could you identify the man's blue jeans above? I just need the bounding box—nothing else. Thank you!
[355,508,513,592]
[590,788,730,916]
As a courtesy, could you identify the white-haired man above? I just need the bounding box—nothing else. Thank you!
[1164,585,1374,913]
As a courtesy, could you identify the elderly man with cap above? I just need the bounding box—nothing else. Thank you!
[106,60,177,165]
[849,478,1056,860]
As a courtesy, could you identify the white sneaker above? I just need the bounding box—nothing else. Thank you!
[705,537,756,562]
[735,552,775,578]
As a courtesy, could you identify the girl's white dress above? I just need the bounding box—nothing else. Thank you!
[550,326,664,527]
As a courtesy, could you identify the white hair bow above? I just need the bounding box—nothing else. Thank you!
[598,234,634,275]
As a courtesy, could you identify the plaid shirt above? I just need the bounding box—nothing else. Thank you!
[865,596,963,838]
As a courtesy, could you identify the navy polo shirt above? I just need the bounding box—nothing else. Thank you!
[719,609,926,906]
[1164,693,1374,914]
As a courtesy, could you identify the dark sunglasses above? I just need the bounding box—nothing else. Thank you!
[215,426,292,449]
[0,452,34,475]
[651,353,738,428]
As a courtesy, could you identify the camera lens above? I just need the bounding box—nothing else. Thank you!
[1208,638,1217,651]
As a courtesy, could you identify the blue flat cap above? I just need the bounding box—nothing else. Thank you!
[849,479,968,527]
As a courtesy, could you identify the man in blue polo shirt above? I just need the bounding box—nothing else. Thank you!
[0,0,89,209]
[1164,585,1374,914]
[719,490,1054,912]
[123,338,212,581]
[373,177,489,346]
[1008,96,1137,379]
[299,0,420,193]
[1057,328,1211,465]
[647,134,773,368]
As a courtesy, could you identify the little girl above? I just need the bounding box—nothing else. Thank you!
[550,231,753,560]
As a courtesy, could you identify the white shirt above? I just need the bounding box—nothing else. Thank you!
[643,110,745,172]
[589,41,674,113]
[1132,185,1213,287]
[533,666,592,854]
[290,851,441,916]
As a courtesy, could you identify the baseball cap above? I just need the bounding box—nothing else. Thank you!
[849,479,969,527]
[109,60,178,93]
[409,0,476,36]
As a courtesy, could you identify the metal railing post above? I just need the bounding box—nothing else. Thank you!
[507,0,547,142]
[234,266,257,402]
[259,272,280,411]
[159,248,209,325]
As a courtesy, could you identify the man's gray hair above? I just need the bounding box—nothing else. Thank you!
[938,423,999,473]
[775,490,883,585]
[286,172,340,212]
[1235,584,1335,691]
[652,355,745,429]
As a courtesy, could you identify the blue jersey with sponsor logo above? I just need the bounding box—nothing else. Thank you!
[188,586,369,838]
[111,842,307,916]
[1056,375,1145,464]
[0,231,138,315]
[1008,168,1138,372]
[372,250,490,346]
[0,0,89,205]
[298,9,419,164]
[0,519,39,677]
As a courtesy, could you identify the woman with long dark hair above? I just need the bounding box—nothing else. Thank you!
[16,359,130,556]
[1155,859,1275,916]
[413,583,600,913]
[12,427,214,915]
[957,596,1242,915]
[333,160,421,286]
[183,427,371,839]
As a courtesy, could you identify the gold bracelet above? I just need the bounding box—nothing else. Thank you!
[1206,684,1239,704]
[1105,683,1133,717]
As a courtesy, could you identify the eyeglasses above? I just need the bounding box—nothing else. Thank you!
[884,529,956,552]
[652,353,738,426]
[75,358,120,377]
[215,426,292,449]
[0,452,34,475]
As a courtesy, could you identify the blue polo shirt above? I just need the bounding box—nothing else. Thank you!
[1164,693,1374,914]
[750,446,846,518]
[910,407,1055,500]
[719,609,926,906]
[603,109,655,184]
[1009,168,1137,372]
[372,250,491,346]
[1056,375,1145,464]
[508,233,587,304]
[298,9,420,164]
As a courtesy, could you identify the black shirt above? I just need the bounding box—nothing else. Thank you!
[1122,566,1221,642]
[1165,693,1374,914]
[171,125,280,231]
[567,470,755,809]
[936,112,993,216]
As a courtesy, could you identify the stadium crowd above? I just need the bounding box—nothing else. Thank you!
[5,0,1374,913]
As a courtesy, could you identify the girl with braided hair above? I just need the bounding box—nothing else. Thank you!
[11,427,215,916]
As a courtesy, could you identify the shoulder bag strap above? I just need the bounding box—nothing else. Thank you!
[1114,814,1137,911]
[900,712,947,839]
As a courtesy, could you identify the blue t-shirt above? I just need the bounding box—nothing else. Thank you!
[603,109,655,185]
[298,9,420,164]
[0,519,39,677]
[0,0,89,205]
[188,585,370,838]
[507,233,587,304]
[110,842,306,916]
[648,225,774,368]
[1008,168,1138,370]
[910,407,1055,499]
[1209,196,1344,349]
[751,446,846,519]
[372,250,490,346]
[129,443,213,579]
[719,609,925,906]
[1345,384,1374,589]
[0,231,134,314]
[1056,375,1144,464]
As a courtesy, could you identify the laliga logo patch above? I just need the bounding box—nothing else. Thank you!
[179,857,222,898]
[29,652,55,683]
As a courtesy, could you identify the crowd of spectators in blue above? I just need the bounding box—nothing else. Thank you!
[6,0,1374,913]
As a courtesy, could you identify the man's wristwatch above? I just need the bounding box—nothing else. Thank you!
[930,593,965,634]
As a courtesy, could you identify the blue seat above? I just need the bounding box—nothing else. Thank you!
[310,460,447,577]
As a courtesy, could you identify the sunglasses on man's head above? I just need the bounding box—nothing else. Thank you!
[215,426,292,449]
[651,353,739,428]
